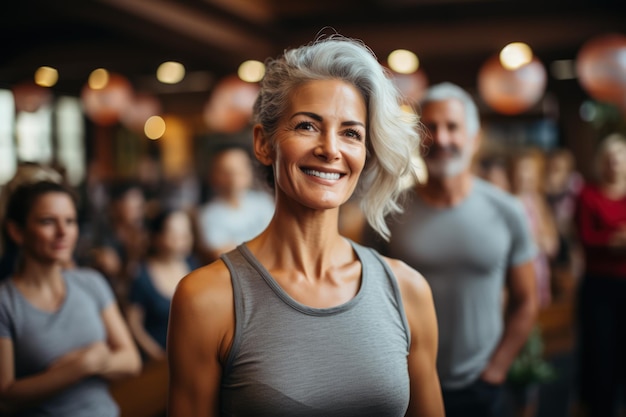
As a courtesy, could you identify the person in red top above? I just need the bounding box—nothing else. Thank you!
[575,132,626,417]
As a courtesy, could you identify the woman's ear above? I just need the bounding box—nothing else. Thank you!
[253,124,273,166]
[5,221,24,248]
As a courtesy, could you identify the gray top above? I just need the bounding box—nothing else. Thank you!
[0,268,119,417]
[385,178,536,389]
[219,241,411,417]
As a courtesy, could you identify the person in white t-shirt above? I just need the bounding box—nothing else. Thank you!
[195,144,275,262]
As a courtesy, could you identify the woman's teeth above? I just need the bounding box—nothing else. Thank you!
[303,169,341,180]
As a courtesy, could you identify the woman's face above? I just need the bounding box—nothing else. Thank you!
[17,192,78,265]
[513,156,540,194]
[600,140,626,183]
[154,211,194,257]
[210,148,253,199]
[262,79,367,211]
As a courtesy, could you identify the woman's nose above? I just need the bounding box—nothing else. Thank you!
[314,131,341,161]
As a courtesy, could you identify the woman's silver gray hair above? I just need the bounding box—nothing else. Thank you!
[420,82,480,137]
[252,35,420,240]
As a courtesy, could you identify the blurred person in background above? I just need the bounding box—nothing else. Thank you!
[194,143,274,263]
[0,181,140,416]
[544,147,584,297]
[168,35,444,417]
[125,208,198,362]
[509,147,559,308]
[0,162,64,280]
[476,153,511,193]
[574,132,626,417]
[369,82,538,417]
[90,180,149,306]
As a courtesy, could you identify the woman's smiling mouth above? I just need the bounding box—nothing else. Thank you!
[301,168,343,181]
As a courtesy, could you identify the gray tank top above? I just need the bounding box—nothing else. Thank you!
[219,241,411,417]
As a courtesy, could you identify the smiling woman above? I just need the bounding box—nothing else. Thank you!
[253,79,367,211]
[167,35,444,417]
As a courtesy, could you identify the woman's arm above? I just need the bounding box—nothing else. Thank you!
[387,258,445,417]
[125,303,166,361]
[0,338,109,413]
[98,302,142,380]
[167,262,234,417]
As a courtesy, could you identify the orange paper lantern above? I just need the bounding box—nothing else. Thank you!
[12,81,52,113]
[478,55,547,115]
[81,73,133,126]
[121,93,162,133]
[203,75,260,133]
[390,69,429,106]
[576,33,626,106]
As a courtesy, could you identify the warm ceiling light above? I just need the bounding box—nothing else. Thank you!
[88,68,110,90]
[387,49,419,74]
[145,115,166,139]
[157,61,185,84]
[238,60,265,83]
[499,42,533,70]
[34,66,58,87]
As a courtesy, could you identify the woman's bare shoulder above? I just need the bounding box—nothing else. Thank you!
[380,256,432,303]
[171,260,233,317]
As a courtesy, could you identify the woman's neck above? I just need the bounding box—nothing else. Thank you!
[602,178,626,199]
[13,259,64,288]
[247,204,349,281]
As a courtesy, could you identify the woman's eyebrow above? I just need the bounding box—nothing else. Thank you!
[291,112,365,128]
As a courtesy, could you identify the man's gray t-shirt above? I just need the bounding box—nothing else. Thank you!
[386,178,536,389]
[0,268,119,417]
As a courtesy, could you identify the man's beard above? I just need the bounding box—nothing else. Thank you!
[423,144,473,178]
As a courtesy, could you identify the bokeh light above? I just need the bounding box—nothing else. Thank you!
[144,115,166,139]
[34,66,58,87]
[388,49,419,74]
[88,68,110,90]
[238,60,265,83]
[499,42,533,70]
[157,61,186,84]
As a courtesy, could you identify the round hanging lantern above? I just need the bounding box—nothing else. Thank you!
[203,74,260,133]
[81,73,133,126]
[390,69,429,106]
[478,54,547,115]
[12,81,52,113]
[121,92,162,133]
[576,33,626,106]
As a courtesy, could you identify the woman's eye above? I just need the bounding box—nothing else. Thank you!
[295,121,314,131]
[345,129,363,141]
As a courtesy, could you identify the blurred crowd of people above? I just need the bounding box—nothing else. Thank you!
[0,141,276,415]
[473,133,626,416]
[476,144,585,307]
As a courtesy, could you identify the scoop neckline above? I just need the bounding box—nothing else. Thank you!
[237,241,367,316]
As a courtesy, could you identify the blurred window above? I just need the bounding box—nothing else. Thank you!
[0,90,16,185]
[56,97,85,185]
[16,103,53,163]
